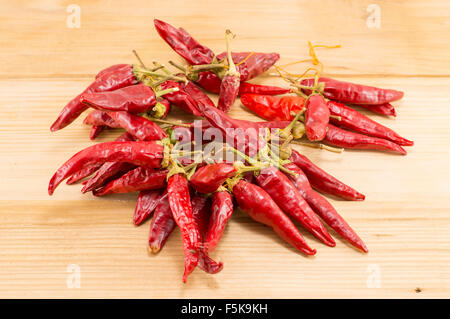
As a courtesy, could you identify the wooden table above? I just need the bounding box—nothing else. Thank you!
[0,0,449,298]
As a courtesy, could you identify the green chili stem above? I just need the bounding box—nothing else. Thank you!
[149,118,191,128]
[290,140,344,153]
[169,60,187,73]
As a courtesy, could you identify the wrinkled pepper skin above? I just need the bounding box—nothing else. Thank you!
[324,124,407,155]
[284,163,368,253]
[83,110,121,128]
[232,180,316,255]
[301,77,404,105]
[82,161,135,193]
[159,80,202,116]
[240,94,305,121]
[134,190,162,226]
[148,191,177,253]
[359,102,396,117]
[190,163,236,194]
[50,65,137,131]
[218,75,240,113]
[216,52,280,81]
[327,100,413,146]
[181,81,216,110]
[305,94,330,141]
[93,167,168,196]
[255,167,335,247]
[206,191,234,253]
[89,125,104,140]
[167,174,200,283]
[48,141,164,195]
[107,111,167,141]
[290,150,365,201]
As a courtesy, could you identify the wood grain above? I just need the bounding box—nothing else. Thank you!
[0,0,449,298]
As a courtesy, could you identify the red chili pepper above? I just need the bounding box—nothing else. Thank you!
[107,111,167,141]
[167,174,200,282]
[284,163,368,252]
[154,19,215,66]
[238,82,289,96]
[159,80,202,116]
[255,167,335,247]
[232,180,316,255]
[359,103,396,117]
[327,100,413,146]
[134,190,162,226]
[289,150,365,201]
[93,167,168,196]
[216,52,280,81]
[190,163,236,194]
[48,141,164,195]
[181,81,216,110]
[324,124,406,155]
[95,64,131,79]
[305,94,330,141]
[50,65,137,131]
[89,125,104,140]
[191,196,223,274]
[83,110,121,128]
[195,71,222,93]
[240,94,305,121]
[148,190,176,253]
[301,77,404,105]
[155,98,171,119]
[206,191,234,253]
[81,162,135,193]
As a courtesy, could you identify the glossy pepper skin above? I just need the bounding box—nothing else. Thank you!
[359,103,396,117]
[48,141,164,195]
[325,124,407,155]
[134,190,162,226]
[159,80,202,116]
[190,163,236,194]
[167,174,200,283]
[95,64,131,80]
[83,110,121,128]
[50,65,137,131]
[301,77,404,105]
[206,191,234,253]
[240,94,305,121]
[284,163,368,253]
[305,94,330,141]
[80,83,157,114]
[181,81,216,110]
[89,125,104,140]
[327,100,413,146]
[107,111,167,141]
[218,75,240,113]
[82,161,135,193]
[290,150,365,201]
[148,191,176,253]
[255,167,335,247]
[154,19,214,66]
[232,180,316,255]
[93,167,168,196]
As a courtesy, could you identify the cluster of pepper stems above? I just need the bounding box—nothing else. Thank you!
[48,19,413,282]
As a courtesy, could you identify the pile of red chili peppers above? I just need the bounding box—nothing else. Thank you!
[48,19,413,282]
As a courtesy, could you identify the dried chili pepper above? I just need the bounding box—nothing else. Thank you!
[93,167,168,196]
[195,71,223,93]
[134,190,162,226]
[50,65,137,131]
[190,163,236,194]
[255,167,335,247]
[284,163,368,252]
[82,162,135,193]
[159,80,202,116]
[324,124,407,155]
[48,141,165,195]
[95,64,131,79]
[83,110,121,128]
[327,100,413,146]
[305,94,330,141]
[89,125,104,140]
[359,103,396,117]
[148,190,176,253]
[107,111,167,141]
[181,80,216,110]
[290,150,364,201]
[167,174,200,282]
[238,82,289,96]
[154,19,214,65]
[153,98,171,119]
[301,77,404,105]
[240,94,305,121]
[206,191,234,253]
[232,179,316,255]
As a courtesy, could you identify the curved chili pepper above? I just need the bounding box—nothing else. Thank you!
[218,75,240,113]
[89,125,104,140]
[81,162,135,193]
[167,174,200,283]
[232,180,316,255]
[191,196,223,274]
[148,190,176,253]
[255,167,335,247]
[154,19,214,65]
[190,163,236,194]
[206,191,234,253]
[95,64,131,79]
[301,77,404,105]
[359,103,396,117]
[240,94,305,121]
[305,94,330,141]
[324,124,406,155]
[50,65,137,131]
[238,82,289,96]
[83,110,121,128]
[216,52,280,81]
[48,141,164,195]
[284,163,368,252]
[107,111,167,141]
[134,190,162,226]
[181,81,216,110]
[290,150,365,201]
[327,100,413,146]
[93,167,168,196]
[159,80,202,116]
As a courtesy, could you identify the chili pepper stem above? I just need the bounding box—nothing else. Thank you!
[291,140,344,153]
[155,87,179,97]
[152,61,171,75]
[191,63,227,73]
[225,30,239,77]
[169,60,187,73]
[279,109,306,139]
[147,117,191,128]
[133,50,147,68]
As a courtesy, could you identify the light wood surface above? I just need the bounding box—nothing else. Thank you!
[0,0,449,298]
